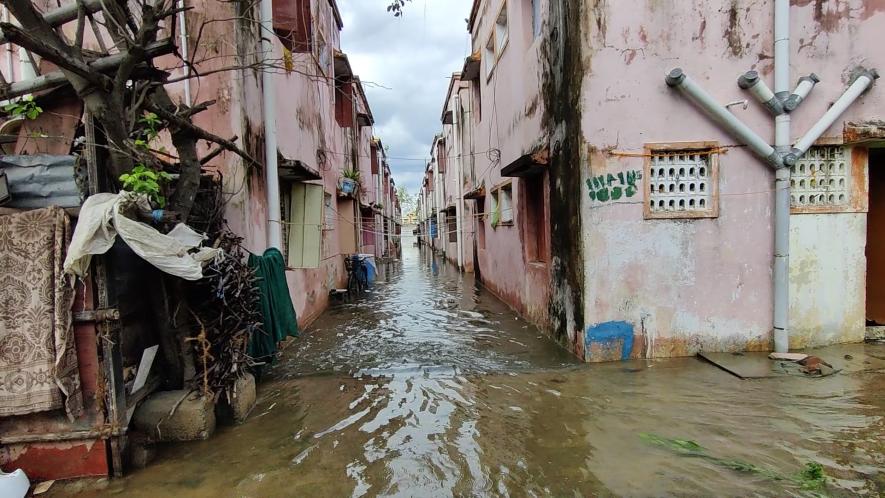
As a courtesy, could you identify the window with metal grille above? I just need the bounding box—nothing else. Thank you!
[790,145,849,210]
[644,143,719,219]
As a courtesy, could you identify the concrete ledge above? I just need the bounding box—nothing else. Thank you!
[866,326,885,341]
[132,390,216,442]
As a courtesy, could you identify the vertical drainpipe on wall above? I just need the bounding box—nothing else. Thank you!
[772,0,790,353]
[453,94,465,270]
[434,150,443,252]
[177,0,192,107]
[259,0,282,249]
[2,7,12,82]
[378,167,383,257]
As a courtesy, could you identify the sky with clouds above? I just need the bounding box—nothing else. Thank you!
[338,0,473,195]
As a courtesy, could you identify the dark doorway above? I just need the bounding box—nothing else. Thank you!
[867,149,885,324]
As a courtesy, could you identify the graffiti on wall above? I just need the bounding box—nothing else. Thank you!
[585,321,634,361]
[586,171,642,202]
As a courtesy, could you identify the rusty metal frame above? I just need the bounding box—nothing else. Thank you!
[84,111,127,477]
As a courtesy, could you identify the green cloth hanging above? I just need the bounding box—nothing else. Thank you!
[248,248,298,362]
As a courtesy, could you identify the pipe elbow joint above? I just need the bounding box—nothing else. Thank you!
[783,151,801,167]
[738,70,759,90]
[783,95,799,112]
[666,68,686,87]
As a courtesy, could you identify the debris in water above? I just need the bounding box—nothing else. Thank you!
[798,356,835,376]
[639,433,827,491]
[290,445,316,466]
[33,480,54,495]
[769,352,808,361]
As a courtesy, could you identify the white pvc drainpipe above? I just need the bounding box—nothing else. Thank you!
[259,0,282,249]
[667,0,877,354]
[665,69,781,167]
[772,0,791,354]
[785,69,879,165]
[2,7,12,82]
[177,0,191,107]
[453,94,465,270]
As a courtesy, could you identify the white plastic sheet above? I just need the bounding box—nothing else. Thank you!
[64,192,221,281]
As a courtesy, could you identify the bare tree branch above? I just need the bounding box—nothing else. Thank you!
[0,22,108,86]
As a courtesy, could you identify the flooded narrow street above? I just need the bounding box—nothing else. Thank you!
[55,238,885,497]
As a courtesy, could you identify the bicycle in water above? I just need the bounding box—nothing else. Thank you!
[345,254,369,299]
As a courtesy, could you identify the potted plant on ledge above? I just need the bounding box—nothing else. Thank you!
[340,168,361,196]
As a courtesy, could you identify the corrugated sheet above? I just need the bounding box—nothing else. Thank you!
[0,154,83,209]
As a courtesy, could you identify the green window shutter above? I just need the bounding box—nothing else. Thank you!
[287,183,323,268]
[287,183,306,268]
[303,184,323,268]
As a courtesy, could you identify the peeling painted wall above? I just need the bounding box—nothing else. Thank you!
[466,0,554,329]
[164,0,385,328]
[575,0,885,361]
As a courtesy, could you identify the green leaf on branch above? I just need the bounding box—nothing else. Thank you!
[119,164,173,209]
[3,95,43,120]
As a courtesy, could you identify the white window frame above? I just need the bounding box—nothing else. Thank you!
[314,2,330,76]
[500,183,513,223]
[495,2,509,57]
[484,32,496,80]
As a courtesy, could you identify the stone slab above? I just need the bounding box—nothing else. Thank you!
[132,390,215,442]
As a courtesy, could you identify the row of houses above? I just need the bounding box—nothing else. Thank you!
[0,0,402,480]
[417,0,885,362]
[203,0,403,324]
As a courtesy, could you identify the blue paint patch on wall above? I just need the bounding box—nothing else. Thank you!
[585,321,634,361]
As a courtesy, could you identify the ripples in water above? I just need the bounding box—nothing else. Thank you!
[50,240,885,498]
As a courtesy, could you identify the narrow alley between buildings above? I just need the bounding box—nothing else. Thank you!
[3,0,885,496]
[48,237,885,497]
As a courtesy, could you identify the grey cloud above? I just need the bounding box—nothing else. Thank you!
[338,0,473,195]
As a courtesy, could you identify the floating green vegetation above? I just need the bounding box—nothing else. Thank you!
[639,433,827,492]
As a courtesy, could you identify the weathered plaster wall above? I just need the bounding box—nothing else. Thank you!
[790,213,867,347]
[468,0,552,328]
[180,0,374,328]
[576,0,885,361]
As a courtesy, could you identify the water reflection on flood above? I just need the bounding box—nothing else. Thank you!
[54,238,885,497]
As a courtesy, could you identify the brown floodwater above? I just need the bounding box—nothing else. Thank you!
[53,238,885,497]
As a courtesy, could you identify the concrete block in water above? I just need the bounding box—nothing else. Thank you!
[229,373,257,424]
[132,390,216,442]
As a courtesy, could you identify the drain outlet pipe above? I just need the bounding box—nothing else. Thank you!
[772,0,791,353]
[666,69,781,168]
[259,0,282,249]
[738,70,784,115]
[453,94,465,270]
[783,74,819,112]
[784,69,879,166]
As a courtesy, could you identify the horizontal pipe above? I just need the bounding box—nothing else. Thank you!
[666,68,782,168]
[738,70,784,115]
[0,39,174,100]
[785,69,879,166]
[0,0,102,45]
[783,74,820,112]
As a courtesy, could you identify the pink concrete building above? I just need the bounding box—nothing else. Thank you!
[421,0,885,362]
[0,0,402,479]
[165,0,399,326]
